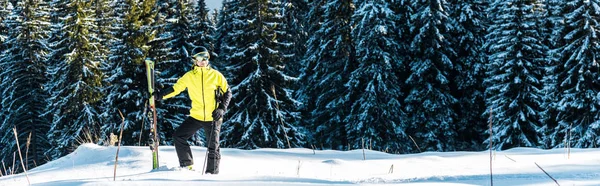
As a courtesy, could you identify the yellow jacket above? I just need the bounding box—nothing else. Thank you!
[163,66,229,121]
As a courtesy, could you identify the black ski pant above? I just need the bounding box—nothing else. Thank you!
[173,117,221,173]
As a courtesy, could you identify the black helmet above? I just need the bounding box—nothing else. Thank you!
[191,46,210,61]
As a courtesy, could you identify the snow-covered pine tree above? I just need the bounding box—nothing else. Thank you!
[539,0,565,148]
[146,0,176,146]
[189,0,215,55]
[0,0,10,132]
[45,0,104,159]
[388,0,415,152]
[151,0,202,146]
[92,0,116,145]
[92,0,113,72]
[93,0,113,111]
[46,0,70,81]
[405,0,458,151]
[275,1,308,135]
[208,4,218,28]
[448,0,488,150]
[0,0,8,44]
[99,0,128,144]
[214,0,236,73]
[279,0,308,77]
[297,0,355,150]
[213,0,236,145]
[220,0,305,149]
[345,0,408,153]
[294,0,325,149]
[484,0,545,150]
[389,0,412,70]
[0,0,51,169]
[101,0,157,145]
[549,0,600,148]
[148,0,178,68]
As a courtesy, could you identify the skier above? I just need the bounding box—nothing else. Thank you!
[153,46,232,174]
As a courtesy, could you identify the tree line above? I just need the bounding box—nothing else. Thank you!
[0,0,598,174]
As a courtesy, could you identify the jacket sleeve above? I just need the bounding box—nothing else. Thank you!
[163,73,188,100]
[218,73,231,110]
[219,89,232,110]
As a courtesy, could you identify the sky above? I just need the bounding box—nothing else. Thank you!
[1,144,599,186]
[205,0,222,10]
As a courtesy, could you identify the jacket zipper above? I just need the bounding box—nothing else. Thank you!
[201,68,206,120]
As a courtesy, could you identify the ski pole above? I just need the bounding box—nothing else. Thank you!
[202,121,215,175]
[203,87,223,174]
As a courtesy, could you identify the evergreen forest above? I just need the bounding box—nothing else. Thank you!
[1,0,599,174]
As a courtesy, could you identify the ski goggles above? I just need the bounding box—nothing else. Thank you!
[193,56,209,61]
[192,52,210,61]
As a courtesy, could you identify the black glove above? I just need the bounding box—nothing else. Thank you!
[212,106,225,121]
[152,87,173,101]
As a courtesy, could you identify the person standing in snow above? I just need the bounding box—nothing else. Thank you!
[153,46,232,174]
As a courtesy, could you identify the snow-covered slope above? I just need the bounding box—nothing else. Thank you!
[1,143,599,186]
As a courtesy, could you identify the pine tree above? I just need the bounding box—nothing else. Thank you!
[298,0,355,150]
[540,0,565,148]
[389,0,412,68]
[208,4,219,28]
[214,0,238,73]
[213,0,237,147]
[102,0,157,145]
[484,0,545,150]
[344,0,407,153]
[0,0,51,169]
[388,0,414,152]
[448,0,488,150]
[147,0,175,145]
[277,0,309,139]
[280,0,308,77]
[99,0,128,144]
[151,0,199,145]
[45,0,104,159]
[92,0,113,71]
[389,0,412,65]
[220,0,305,149]
[93,0,117,145]
[550,0,600,148]
[406,0,458,151]
[0,0,11,138]
[189,0,215,54]
[0,0,9,44]
[46,0,70,80]
[146,0,168,67]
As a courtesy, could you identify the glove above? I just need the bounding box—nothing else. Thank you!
[152,90,163,101]
[212,107,225,121]
[153,87,173,101]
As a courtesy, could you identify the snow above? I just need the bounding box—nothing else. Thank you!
[1,143,600,186]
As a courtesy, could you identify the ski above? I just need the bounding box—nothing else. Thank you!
[145,59,159,170]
